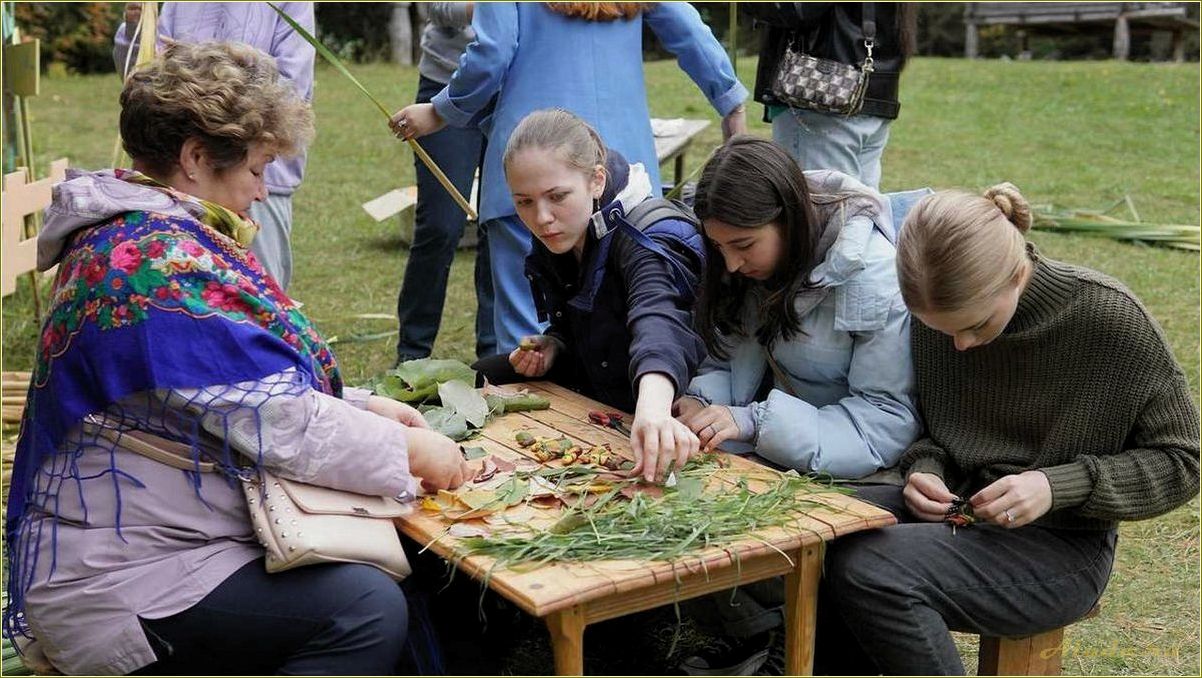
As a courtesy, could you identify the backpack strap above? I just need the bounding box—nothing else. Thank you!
[615,198,704,302]
[624,197,701,232]
[570,198,705,313]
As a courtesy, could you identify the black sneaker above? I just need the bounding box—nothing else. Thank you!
[679,632,773,676]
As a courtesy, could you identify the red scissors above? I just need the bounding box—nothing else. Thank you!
[588,410,631,436]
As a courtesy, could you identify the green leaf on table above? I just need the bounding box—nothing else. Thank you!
[438,379,489,428]
[671,475,705,501]
[496,475,530,507]
[376,374,438,403]
[393,358,477,392]
[462,446,489,460]
[492,392,551,413]
[423,406,472,441]
[484,394,507,417]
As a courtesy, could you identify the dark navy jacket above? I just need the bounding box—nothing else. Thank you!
[524,181,706,413]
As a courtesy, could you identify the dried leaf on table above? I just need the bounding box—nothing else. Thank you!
[529,495,563,510]
[457,489,500,511]
[472,458,498,483]
[484,505,538,526]
[619,484,664,500]
[489,455,518,473]
[448,523,492,538]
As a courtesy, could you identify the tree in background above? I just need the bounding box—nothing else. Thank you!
[12,2,122,74]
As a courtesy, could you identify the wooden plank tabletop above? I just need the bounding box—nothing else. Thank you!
[395,381,894,619]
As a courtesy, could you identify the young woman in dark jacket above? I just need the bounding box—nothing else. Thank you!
[474,109,706,482]
[746,2,916,189]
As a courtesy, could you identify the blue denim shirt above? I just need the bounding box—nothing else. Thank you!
[688,177,921,479]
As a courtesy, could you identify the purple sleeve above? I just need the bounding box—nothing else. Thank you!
[341,386,374,410]
[180,373,418,499]
[270,2,316,102]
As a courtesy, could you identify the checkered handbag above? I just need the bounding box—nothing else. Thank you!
[770,4,878,116]
[771,48,873,115]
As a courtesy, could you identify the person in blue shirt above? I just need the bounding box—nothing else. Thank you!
[391,1,747,355]
[677,136,921,479]
[476,108,706,483]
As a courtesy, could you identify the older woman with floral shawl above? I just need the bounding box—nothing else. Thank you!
[4,42,470,675]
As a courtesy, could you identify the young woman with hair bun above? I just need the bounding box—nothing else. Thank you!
[814,182,1200,675]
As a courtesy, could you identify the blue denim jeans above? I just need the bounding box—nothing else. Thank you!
[395,75,495,362]
[772,108,892,190]
[132,559,409,675]
[485,214,544,353]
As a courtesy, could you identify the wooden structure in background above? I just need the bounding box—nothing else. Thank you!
[2,159,66,296]
[964,2,1197,61]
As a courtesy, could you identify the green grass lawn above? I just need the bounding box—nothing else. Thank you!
[3,55,1199,675]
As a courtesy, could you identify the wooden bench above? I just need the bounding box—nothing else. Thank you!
[978,603,1102,675]
[964,2,1198,61]
[651,117,710,190]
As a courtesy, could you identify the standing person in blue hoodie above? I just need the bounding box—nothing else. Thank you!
[390,2,747,355]
[477,109,706,483]
[675,135,922,674]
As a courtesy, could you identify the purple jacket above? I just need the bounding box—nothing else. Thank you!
[113,2,315,195]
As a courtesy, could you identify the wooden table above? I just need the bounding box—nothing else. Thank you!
[395,381,894,676]
[652,118,711,189]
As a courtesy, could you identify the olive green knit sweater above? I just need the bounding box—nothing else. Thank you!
[902,249,1200,531]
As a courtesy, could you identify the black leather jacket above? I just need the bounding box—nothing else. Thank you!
[748,3,909,120]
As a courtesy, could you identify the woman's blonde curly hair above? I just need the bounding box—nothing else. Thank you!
[119,41,315,177]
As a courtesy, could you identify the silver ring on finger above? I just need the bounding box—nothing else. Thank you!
[1004,508,1016,523]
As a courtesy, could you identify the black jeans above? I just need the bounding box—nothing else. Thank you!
[814,485,1116,675]
[395,74,493,363]
[132,559,409,675]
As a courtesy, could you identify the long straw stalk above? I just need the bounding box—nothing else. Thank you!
[268,3,476,220]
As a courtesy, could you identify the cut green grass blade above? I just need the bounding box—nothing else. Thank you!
[268,2,390,120]
[267,2,477,220]
[1031,203,1200,251]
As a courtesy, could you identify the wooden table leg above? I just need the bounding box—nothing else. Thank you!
[545,605,587,676]
[784,543,824,676]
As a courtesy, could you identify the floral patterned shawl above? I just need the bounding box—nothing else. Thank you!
[5,169,339,639]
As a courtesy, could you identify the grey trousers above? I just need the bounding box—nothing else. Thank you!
[816,485,1116,675]
[249,192,294,290]
[688,486,1115,676]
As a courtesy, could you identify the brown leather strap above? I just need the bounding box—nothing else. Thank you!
[85,420,218,474]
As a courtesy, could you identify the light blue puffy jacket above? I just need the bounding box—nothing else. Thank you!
[687,172,925,479]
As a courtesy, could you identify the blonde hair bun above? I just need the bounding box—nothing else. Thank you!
[983,182,1032,234]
